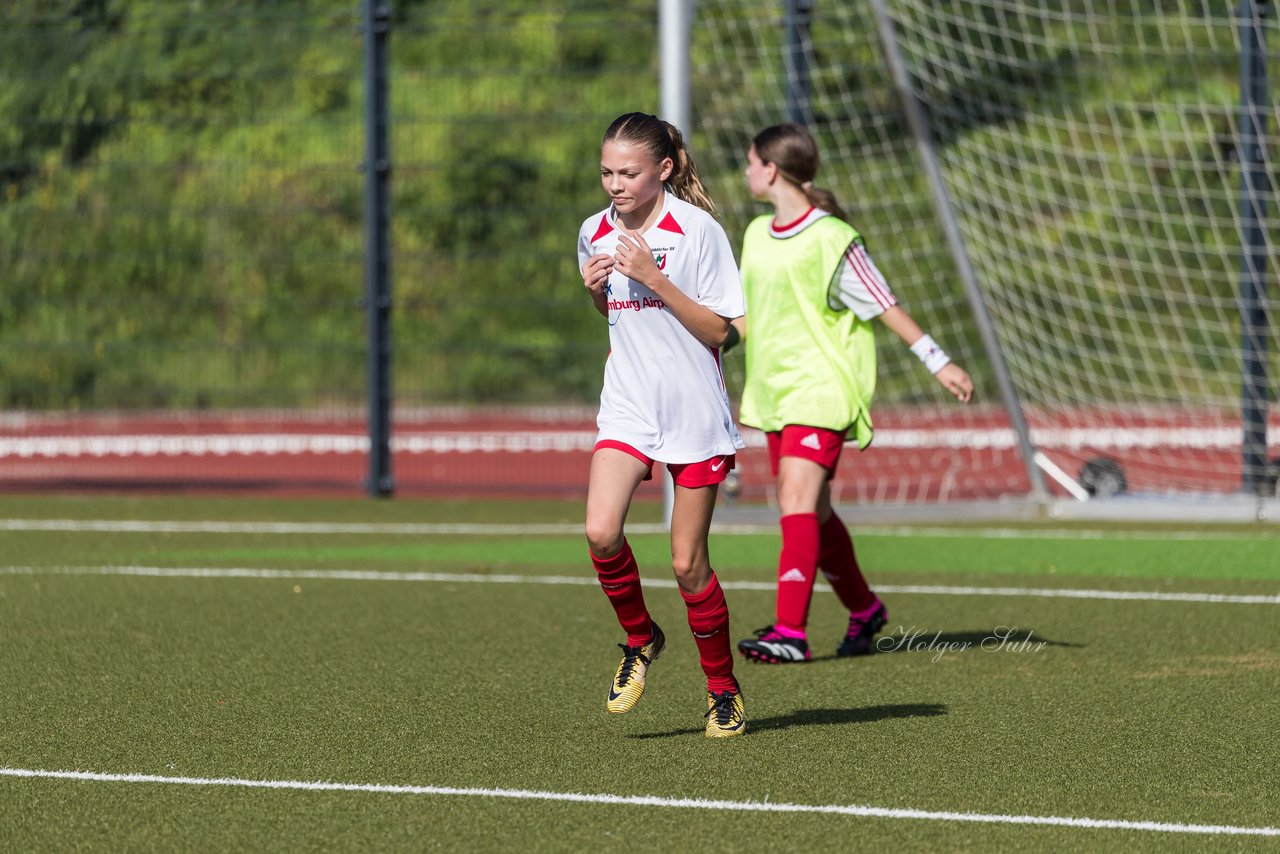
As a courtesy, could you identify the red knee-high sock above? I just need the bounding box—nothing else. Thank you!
[818,512,876,613]
[591,539,653,647]
[775,512,820,635]
[681,572,737,694]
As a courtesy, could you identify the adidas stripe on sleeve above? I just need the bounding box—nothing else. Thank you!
[827,240,897,321]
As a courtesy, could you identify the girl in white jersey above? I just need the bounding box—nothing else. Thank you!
[732,123,974,665]
[577,112,746,737]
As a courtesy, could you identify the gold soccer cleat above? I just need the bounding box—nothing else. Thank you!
[606,622,665,714]
[704,689,746,738]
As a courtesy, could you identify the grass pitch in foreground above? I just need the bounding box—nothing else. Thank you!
[0,495,1277,851]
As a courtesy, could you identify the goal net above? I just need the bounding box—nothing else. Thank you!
[693,1,1279,506]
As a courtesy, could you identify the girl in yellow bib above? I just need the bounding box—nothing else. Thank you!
[732,123,974,664]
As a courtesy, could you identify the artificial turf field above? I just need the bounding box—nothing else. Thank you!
[0,494,1277,852]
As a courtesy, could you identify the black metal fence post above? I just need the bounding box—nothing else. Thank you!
[784,0,813,126]
[1238,0,1271,495]
[363,0,393,497]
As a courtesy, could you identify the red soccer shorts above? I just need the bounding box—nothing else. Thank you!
[766,425,847,478]
[594,440,735,488]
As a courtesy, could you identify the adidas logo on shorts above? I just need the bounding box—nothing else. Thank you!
[800,432,823,451]
[779,568,807,582]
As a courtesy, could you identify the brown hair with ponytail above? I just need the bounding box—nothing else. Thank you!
[603,112,717,215]
[752,123,848,222]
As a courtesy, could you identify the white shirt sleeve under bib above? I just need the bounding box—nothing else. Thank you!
[827,239,897,321]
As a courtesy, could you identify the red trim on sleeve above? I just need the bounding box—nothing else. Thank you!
[844,244,896,309]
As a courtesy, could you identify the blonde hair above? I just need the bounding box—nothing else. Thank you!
[603,112,717,215]
[752,123,848,222]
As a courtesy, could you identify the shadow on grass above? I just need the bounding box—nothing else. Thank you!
[627,702,946,739]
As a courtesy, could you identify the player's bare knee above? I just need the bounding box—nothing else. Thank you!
[777,490,817,516]
[584,521,624,558]
[670,555,709,594]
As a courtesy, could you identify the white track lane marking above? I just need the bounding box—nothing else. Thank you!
[0,519,631,536]
[1,565,1276,604]
[1,518,1275,541]
[0,768,1274,837]
[0,425,1261,457]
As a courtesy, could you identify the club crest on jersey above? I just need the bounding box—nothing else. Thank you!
[653,252,668,270]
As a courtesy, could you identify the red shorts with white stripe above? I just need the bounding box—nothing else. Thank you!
[594,440,735,489]
[765,425,847,478]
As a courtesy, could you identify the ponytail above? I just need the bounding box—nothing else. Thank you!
[603,112,718,215]
[752,123,848,222]
[798,183,847,223]
[660,121,717,215]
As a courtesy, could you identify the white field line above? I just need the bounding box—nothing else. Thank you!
[0,425,1260,459]
[0,518,1275,541]
[0,518,626,536]
[1,565,1277,605]
[0,768,1275,837]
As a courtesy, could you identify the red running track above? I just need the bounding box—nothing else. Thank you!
[0,406,1274,501]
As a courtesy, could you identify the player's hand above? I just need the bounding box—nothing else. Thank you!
[936,363,974,402]
[613,231,660,288]
[581,253,614,296]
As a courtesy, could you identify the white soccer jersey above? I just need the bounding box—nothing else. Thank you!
[767,207,897,320]
[577,191,746,463]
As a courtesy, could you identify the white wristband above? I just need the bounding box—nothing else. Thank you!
[910,334,951,374]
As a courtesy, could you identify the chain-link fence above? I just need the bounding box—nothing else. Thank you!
[11,2,1266,504]
[1,1,659,495]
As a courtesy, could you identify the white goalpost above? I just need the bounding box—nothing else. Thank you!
[691,0,1279,515]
